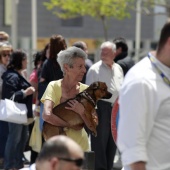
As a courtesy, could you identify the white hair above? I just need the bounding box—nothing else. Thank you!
[100,41,116,52]
[57,46,87,72]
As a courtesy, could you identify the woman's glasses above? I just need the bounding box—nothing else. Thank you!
[2,53,10,57]
[58,157,84,167]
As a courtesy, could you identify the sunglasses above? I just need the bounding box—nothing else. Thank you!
[58,157,84,167]
[0,38,6,41]
[2,53,10,57]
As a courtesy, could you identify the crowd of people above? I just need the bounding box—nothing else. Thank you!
[0,20,170,170]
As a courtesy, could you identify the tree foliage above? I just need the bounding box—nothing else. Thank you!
[44,0,134,40]
[141,0,170,17]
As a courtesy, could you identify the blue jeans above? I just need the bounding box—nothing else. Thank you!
[0,121,8,158]
[4,123,28,169]
[40,102,44,131]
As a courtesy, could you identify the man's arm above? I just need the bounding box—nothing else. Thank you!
[130,161,146,170]
[117,80,153,169]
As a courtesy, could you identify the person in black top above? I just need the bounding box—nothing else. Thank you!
[40,35,67,85]
[38,35,67,133]
[113,37,135,76]
[39,35,67,100]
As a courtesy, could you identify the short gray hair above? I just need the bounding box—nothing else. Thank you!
[57,46,87,72]
[100,41,116,52]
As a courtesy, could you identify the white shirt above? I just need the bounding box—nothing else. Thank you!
[86,60,123,104]
[117,54,170,170]
[20,163,36,170]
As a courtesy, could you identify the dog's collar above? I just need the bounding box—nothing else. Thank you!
[82,91,96,106]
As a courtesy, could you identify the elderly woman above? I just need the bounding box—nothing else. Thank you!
[0,43,12,97]
[41,46,90,151]
[0,31,9,42]
[0,42,12,168]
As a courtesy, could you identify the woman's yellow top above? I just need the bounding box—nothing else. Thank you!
[41,79,89,151]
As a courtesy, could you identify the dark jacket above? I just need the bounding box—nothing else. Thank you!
[114,52,135,76]
[1,69,33,118]
[41,58,63,83]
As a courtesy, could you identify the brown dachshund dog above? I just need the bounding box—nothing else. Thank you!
[42,81,112,140]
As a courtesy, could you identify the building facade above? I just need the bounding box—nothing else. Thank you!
[0,0,167,61]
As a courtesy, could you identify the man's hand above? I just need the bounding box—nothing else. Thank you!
[130,161,146,170]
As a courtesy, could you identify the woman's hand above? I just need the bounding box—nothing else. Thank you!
[33,105,40,117]
[65,99,94,131]
[24,86,35,96]
[65,99,85,115]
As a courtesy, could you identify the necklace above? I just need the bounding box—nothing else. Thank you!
[148,53,170,87]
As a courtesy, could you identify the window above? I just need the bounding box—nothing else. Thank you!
[61,17,83,27]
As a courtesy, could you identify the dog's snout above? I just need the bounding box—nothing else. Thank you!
[104,92,112,99]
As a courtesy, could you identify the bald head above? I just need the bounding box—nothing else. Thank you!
[37,135,84,162]
[50,135,84,158]
[36,136,84,170]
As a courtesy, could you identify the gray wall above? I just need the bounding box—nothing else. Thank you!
[0,0,154,41]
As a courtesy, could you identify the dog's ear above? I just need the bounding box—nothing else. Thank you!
[91,81,99,89]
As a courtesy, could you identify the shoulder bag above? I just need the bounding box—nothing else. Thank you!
[0,94,28,124]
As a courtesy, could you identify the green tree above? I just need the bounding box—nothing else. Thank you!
[44,0,134,40]
[140,0,170,18]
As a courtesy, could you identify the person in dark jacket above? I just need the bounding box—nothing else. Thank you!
[2,50,35,170]
[113,37,135,76]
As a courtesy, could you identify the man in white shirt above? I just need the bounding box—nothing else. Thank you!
[86,41,124,170]
[117,22,170,170]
